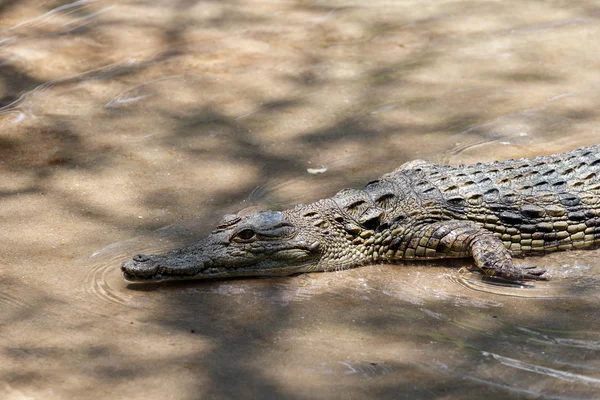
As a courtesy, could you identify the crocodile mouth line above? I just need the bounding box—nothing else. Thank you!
[123,260,314,283]
[122,248,317,282]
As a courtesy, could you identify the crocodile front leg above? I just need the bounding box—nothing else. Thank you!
[468,228,546,281]
[399,221,547,281]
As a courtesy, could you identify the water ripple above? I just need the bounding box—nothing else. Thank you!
[448,272,556,298]
[516,327,600,351]
[85,260,145,309]
[380,268,504,308]
[81,235,178,309]
[482,351,600,386]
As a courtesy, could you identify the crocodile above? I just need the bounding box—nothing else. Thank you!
[122,145,600,283]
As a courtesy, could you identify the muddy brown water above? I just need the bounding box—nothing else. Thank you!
[1,1,600,399]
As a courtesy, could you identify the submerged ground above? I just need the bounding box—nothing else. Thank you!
[1,1,599,398]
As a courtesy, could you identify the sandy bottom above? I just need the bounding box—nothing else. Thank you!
[1,1,600,398]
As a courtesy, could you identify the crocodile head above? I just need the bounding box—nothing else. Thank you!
[121,210,323,282]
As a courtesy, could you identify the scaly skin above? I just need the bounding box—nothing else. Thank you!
[122,145,600,283]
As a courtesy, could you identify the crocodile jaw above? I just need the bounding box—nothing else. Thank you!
[121,239,320,282]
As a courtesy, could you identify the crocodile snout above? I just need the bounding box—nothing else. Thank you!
[121,254,159,281]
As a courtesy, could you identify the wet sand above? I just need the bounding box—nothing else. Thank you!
[1,1,600,398]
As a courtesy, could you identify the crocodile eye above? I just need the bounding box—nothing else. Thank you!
[232,229,256,242]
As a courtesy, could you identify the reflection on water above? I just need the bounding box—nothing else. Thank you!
[453,268,600,299]
[1,0,600,398]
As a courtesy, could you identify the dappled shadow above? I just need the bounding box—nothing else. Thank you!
[1,0,600,398]
[152,264,600,398]
[0,63,42,109]
[1,0,597,232]
[0,122,107,172]
[3,264,599,399]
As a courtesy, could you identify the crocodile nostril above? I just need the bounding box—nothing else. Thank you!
[133,254,150,263]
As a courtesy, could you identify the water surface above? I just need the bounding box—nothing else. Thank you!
[1,1,600,399]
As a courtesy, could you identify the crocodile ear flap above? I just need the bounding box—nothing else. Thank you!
[359,209,384,231]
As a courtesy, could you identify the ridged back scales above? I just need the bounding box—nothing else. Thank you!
[355,145,600,254]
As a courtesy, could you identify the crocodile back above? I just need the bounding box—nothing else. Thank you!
[389,145,600,253]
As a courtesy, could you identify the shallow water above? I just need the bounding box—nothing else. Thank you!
[2,1,600,399]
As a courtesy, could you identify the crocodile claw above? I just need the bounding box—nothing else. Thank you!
[521,266,548,280]
[487,266,548,282]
